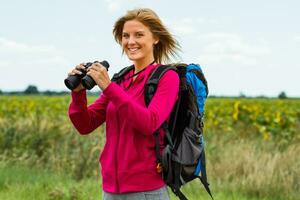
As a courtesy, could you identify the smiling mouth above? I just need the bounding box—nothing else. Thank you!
[128,48,140,53]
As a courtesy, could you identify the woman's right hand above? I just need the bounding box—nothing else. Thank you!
[68,63,86,92]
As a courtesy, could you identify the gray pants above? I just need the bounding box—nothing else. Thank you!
[102,186,170,200]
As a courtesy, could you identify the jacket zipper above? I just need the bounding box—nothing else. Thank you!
[115,112,120,193]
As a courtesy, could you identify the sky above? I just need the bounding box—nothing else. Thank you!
[1,0,299,97]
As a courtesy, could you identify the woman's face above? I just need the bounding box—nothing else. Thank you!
[122,20,158,64]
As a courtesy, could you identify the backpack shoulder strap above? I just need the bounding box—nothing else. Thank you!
[144,65,177,170]
[144,65,176,107]
[111,65,134,84]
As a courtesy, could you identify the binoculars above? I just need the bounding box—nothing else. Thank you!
[64,60,109,90]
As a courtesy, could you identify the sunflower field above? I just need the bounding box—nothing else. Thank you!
[0,95,299,200]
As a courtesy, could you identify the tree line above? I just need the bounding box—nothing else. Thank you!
[0,85,290,99]
[0,85,100,96]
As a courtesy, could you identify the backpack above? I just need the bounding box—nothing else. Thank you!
[112,63,213,200]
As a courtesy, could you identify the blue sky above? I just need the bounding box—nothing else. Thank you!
[1,0,299,97]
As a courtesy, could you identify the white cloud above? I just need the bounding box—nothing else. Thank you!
[196,32,271,66]
[0,37,56,54]
[163,17,271,68]
[104,0,137,13]
[294,35,300,42]
[0,37,70,69]
[0,39,71,91]
[108,1,121,12]
[165,17,196,36]
[166,17,220,36]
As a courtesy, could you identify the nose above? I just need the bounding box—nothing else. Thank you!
[128,36,136,45]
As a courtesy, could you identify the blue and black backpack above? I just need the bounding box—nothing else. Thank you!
[112,63,212,200]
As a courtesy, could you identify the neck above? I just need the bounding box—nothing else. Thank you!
[133,57,156,73]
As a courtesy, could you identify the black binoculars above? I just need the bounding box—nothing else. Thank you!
[64,60,109,90]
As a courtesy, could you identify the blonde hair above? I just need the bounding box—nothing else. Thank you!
[113,8,180,63]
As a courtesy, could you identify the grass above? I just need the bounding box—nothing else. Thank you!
[0,162,102,200]
[1,135,299,200]
[1,97,299,199]
[0,163,273,200]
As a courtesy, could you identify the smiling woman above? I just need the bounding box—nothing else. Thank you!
[113,8,180,68]
[67,8,181,200]
[121,20,158,73]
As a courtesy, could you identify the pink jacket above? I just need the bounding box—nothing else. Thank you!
[68,64,179,193]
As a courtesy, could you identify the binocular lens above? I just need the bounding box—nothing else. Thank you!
[64,75,81,90]
[81,76,96,90]
[64,60,110,91]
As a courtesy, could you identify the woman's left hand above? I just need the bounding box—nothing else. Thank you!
[87,62,111,91]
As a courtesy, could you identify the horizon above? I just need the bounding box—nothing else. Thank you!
[0,85,295,98]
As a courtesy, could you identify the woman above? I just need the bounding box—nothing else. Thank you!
[68,8,180,200]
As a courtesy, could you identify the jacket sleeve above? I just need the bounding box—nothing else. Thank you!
[103,70,179,135]
[68,89,108,134]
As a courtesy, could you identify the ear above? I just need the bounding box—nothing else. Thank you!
[153,34,159,45]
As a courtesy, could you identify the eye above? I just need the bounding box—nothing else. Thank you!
[136,32,144,38]
[122,33,129,39]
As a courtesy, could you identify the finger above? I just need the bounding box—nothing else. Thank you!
[87,65,100,72]
[75,64,85,70]
[86,66,92,72]
[80,63,87,67]
[70,69,83,75]
[87,67,98,74]
[86,70,94,77]
[93,62,106,70]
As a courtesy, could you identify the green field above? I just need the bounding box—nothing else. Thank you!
[0,96,299,200]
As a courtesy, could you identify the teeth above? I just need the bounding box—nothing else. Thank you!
[129,48,138,52]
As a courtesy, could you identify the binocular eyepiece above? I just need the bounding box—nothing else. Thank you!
[64,60,109,90]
